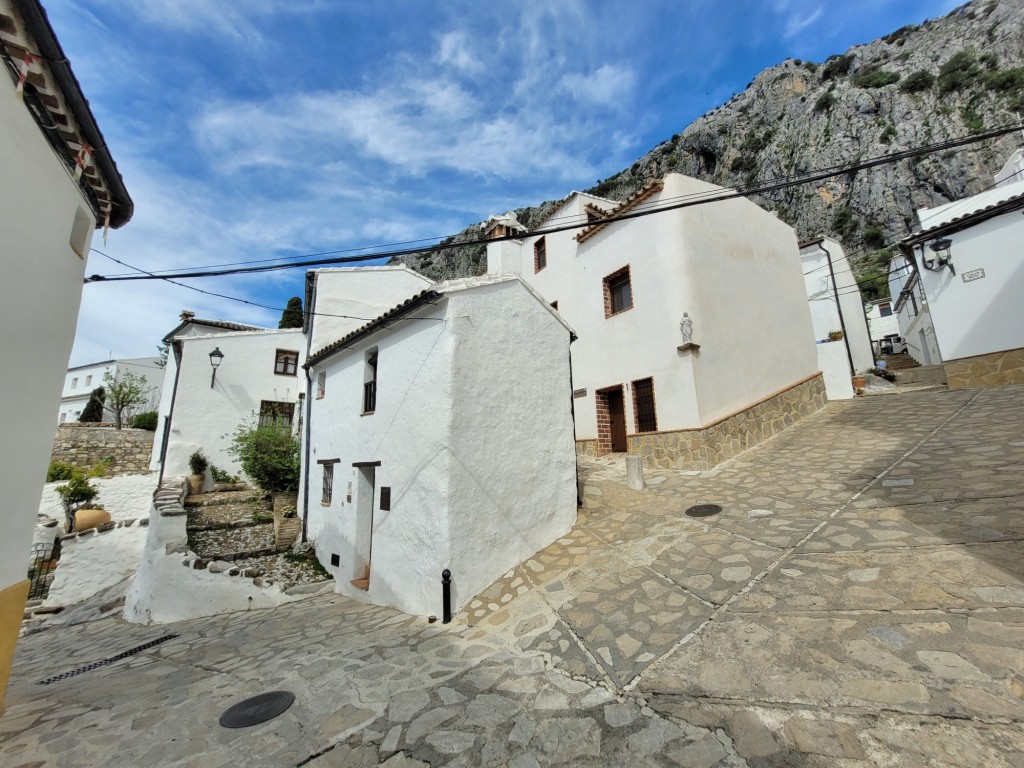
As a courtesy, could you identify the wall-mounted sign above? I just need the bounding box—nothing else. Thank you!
[572,388,587,398]
[962,268,985,283]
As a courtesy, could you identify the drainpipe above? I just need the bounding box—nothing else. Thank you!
[568,332,581,507]
[821,243,856,375]
[300,277,317,542]
[157,340,183,486]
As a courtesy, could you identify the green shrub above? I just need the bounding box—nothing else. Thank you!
[863,224,887,250]
[55,472,99,532]
[188,451,208,476]
[130,411,158,431]
[814,92,836,112]
[47,460,75,482]
[821,54,855,80]
[852,68,901,89]
[227,418,300,493]
[209,464,238,483]
[900,70,935,93]
[938,50,980,93]
[983,67,1024,93]
[879,124,897,144]
[79,387,106,422]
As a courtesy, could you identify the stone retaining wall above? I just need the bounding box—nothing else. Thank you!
[51,425,155,475]
[578,373,827,471]
[945,347,1024,389]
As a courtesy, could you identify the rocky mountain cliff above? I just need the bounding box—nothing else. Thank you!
[395,0,1024,294]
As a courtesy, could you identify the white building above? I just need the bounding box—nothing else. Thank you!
[58,357,163,423]
[799,237,874,399]
[865,299,901,354]
[893,150,1024,387]
[887,254,941,367]
[487,174,823,469]
[301,274,577,618]
[0,0,132,709]
[150,313,305,483]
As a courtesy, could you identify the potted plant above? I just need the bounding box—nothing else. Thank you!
[55,472,100,533]
[187,451,208,495]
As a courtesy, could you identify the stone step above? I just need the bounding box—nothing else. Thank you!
[894,364,947,386]
[187,502,269,531]
[879,352,920,371]
[188,523,280,560]
[184,489,266,508]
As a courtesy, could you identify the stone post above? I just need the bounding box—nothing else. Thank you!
[626,455,645,491]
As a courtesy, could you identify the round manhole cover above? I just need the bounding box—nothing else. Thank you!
[219,691,295,728]
[685,504,722,518]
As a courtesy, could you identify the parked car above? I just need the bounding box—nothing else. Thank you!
[881,335,907,355]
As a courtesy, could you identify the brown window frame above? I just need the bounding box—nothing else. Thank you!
[603,265,633,318]
[316,370,326,399]
[534,237,547,272]
[275,349,299,376]
[362,350,378,415]
[632,377,658,434]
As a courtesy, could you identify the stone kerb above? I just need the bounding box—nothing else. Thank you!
[59,517,147,542]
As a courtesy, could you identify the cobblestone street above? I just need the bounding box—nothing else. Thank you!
[3,385,1023,767]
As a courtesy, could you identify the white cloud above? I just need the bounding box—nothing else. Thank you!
[436,31,480,73]
[781,4,825,39]
[559,64,636,107]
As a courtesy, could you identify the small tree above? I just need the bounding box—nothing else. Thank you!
[155,343,169,369]
[279,297,304,329]
[79,387,106,422]
[104,370,153,430]
[55,472,99,533]
[227,416,300,493]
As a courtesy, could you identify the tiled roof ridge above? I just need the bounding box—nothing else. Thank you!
[576,179,665,243]
[905,189,1024,244]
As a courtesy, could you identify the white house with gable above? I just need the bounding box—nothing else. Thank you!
[487,173,823,469]
[799,237,874,399]
[893,149,1024,387]
[301,274,577,618]
[150,312,305,483]
[58,357,162,423]
[0,0,133,709]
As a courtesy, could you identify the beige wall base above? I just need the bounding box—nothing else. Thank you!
[576,373,827,471]
[0,580,29,715]
[945,347,1024,389]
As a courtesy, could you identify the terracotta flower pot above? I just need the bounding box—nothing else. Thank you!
[187,474,205,495]
[852,376,867,389]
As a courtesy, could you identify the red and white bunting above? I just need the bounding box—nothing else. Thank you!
[73,143,93,181]
[15,52,38,100]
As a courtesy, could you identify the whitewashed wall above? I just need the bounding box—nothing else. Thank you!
[162,329,305,479]
[37,473,157,524]
[801,239,874,372]
[308,267,434,353]
[445,280,577,610]
[0,77,96,593]
[816,341,855,400]
[866,301,900,342]
[44,525,148,608]
[911,210,1024,362]
[306,301,454,616]
[499,174,817,438]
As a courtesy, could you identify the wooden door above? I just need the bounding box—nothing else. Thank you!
[607,388,627,452]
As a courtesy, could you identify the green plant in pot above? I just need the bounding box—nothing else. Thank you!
[188,451,208,495]
[227,416,300,513]
[55,472,99,533]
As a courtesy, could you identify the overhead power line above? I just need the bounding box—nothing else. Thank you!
[85,122,1024,285]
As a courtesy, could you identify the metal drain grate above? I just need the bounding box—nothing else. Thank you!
[219,691,295,728]
[685,504,723,518]
[37,634,179,685]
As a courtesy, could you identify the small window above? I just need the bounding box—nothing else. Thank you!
[316,371,326,399]
[59,413,67,423]
[321,463,334,505]
[259,400,294,430]
[85,375,92,386]
[604,266,633,317]
[632,377,658,433]
[71,377,78,388]
[534,237,547,272]
[363,350,378,414]
[275,349,299,376]
[878,302,893,317]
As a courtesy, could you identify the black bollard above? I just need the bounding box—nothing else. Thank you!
[441,569,452,624]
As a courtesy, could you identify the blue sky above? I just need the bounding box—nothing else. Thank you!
[52,0,955,365]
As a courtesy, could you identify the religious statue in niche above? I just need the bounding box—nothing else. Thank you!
[678,312,700,352]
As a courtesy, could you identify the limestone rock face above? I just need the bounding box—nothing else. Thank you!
[394,0,1024,285]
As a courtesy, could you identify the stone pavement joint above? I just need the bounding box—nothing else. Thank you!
[4,385,1024,766]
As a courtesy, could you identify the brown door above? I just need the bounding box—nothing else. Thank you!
[607,388,627,452]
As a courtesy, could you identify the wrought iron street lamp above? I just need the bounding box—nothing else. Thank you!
[209,347,224,388]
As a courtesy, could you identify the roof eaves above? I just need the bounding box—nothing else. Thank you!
[576,179,664,244]
[304,289,442,369]
[903,190,1024,246]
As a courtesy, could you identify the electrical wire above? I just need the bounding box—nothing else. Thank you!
[85,122,1024,284]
